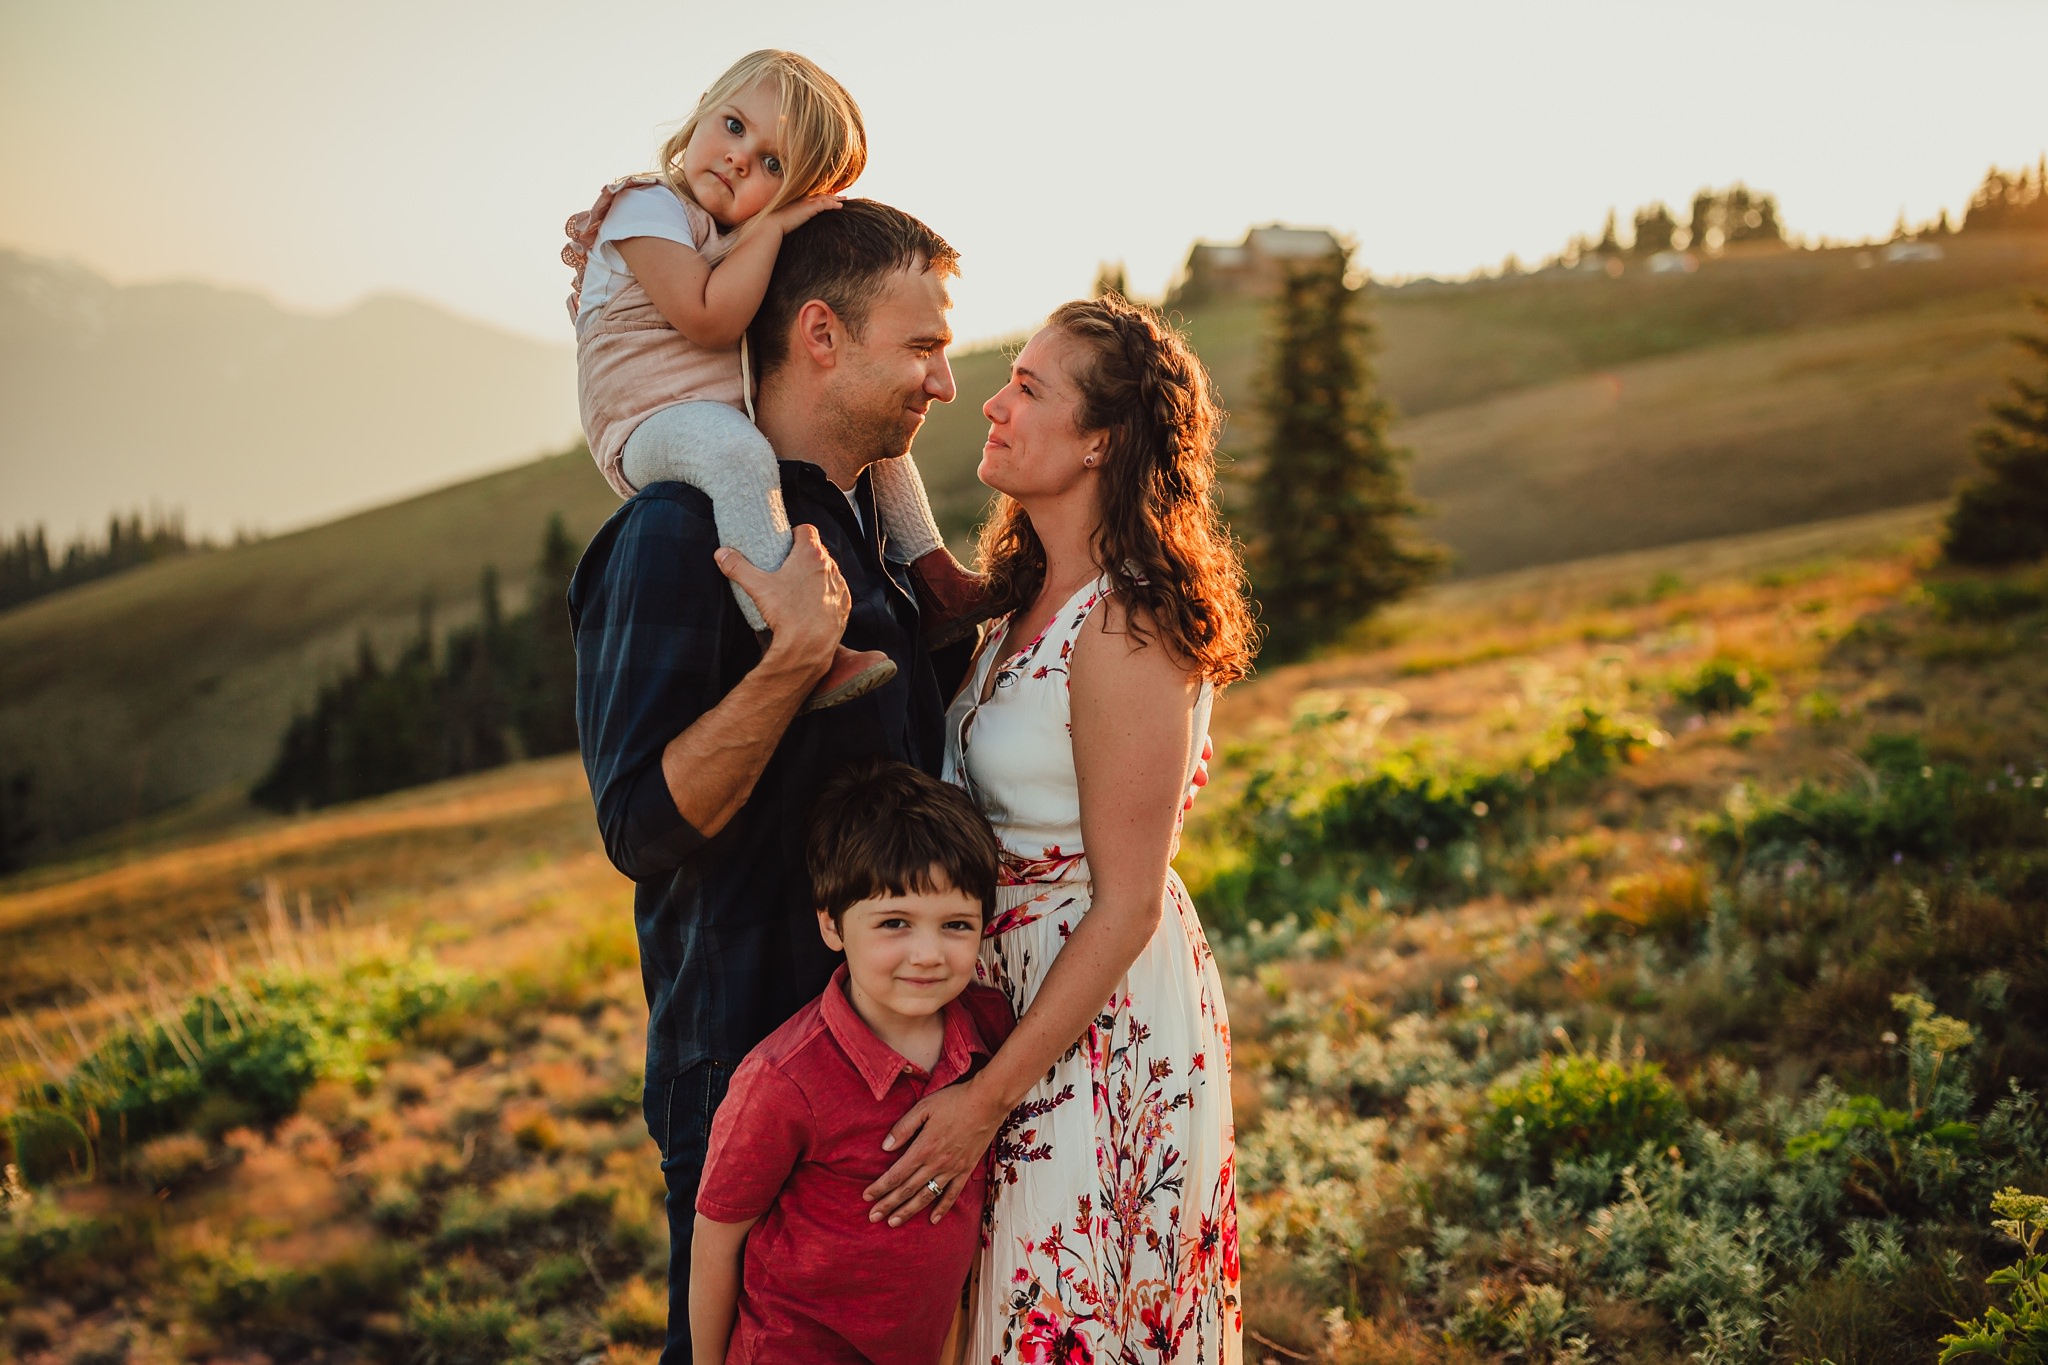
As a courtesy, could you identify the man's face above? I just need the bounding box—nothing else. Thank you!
[820,264,957,468]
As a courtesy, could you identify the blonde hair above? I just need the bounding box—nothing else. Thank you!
[656,50,866,232]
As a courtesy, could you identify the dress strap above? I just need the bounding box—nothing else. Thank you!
[1039,573,1115,655]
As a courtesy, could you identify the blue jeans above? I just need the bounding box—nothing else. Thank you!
[645,1059,733,1365]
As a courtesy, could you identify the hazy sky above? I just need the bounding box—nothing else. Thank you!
[3,0,2044,348]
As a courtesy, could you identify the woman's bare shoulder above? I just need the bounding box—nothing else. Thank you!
[1079,590,1198,690]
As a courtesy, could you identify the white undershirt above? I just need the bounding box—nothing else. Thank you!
[577,184,697,323]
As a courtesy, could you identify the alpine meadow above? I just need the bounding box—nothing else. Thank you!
[6,162,2048,1364]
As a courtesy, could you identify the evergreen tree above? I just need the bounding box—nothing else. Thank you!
[1631,203,1679,257]
[1,509,202,613]
[509,514,580,756]
[1247,243,1442,658]
[1944,295,2048,565]
[1688,191,1717,253]
[252,516,587,811]
[0,767,36,875]
[1595,209,1622,257]
[1091,261,1129,299]
[1963,159,2048,234]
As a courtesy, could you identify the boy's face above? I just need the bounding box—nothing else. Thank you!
[817,871,982,1031]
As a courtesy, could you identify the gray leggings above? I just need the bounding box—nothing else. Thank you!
[620,400,946,631]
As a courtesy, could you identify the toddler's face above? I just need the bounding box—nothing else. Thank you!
[817,872,982,1028]
[682,75,787,228]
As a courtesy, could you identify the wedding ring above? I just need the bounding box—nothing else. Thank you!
[925,1178,945,1197]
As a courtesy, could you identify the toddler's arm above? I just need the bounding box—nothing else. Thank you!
[619,196,841,349]
[689,1212,759,1364]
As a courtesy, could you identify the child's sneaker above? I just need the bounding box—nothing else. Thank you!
[802,645,897,713]
[909,548,997,650]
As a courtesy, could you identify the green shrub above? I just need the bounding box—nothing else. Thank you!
[1675,659,1769,714]
[406,1255,525,1365]
[409,1292,521,1365]
[1218,705,1661,923]
[0,1195,148,1298]
[1939,1187,2048,1363]
[1480,1052,1688,1178]
[517,1252,591,1309]
[188,1242,412,1332]
[1708,736,2048,878]
[8,951,474,1180]
[1925,578,2048,624]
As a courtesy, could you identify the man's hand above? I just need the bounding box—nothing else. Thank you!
[716,523,846,679]
[863,1078,1008,1226]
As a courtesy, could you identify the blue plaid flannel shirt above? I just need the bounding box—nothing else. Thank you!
[568,462,954,1087]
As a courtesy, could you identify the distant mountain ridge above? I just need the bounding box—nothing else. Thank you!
[0,248,580,539]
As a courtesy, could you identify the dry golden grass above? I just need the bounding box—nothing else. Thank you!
[6,497,2045,1363]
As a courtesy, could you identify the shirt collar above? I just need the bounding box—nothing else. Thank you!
[820,963,993,1102]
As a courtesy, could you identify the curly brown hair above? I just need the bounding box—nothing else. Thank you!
[974,296,1258,685]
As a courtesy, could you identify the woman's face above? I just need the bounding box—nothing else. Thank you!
[978,327,1105,502]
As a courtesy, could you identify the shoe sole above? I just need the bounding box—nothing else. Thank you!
[799,658,898,714]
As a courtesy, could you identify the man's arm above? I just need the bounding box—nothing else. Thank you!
[658,535,844,838]
[689,1212,759,1365]
[574,501,845,881]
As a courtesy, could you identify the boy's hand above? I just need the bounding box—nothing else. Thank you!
[769,194,844,234]
[864,1078,1007,1226]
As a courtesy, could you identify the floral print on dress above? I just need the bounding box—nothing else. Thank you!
[944,576,1241,1365]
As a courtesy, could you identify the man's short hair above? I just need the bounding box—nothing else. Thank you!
[807,759,999,925]
[748,199,960,378]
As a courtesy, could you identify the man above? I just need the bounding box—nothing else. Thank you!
[569,200,963,1362]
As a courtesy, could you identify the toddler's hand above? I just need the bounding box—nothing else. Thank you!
[771,195,844,232]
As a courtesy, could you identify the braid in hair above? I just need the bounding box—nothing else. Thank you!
[975,296,1256,685]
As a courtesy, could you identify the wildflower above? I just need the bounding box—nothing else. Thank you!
[1415,836,1430,851]
[1990,1186,2048,1235]
[1893,851,1904,864]
[1668,835,1686,853]
[1471,801,1489,817]
[1460,974,1480,994]
[0,1163,30,1215]
[1277,852,1293,867]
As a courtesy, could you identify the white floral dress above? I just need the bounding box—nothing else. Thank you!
[944,575,1242,1365]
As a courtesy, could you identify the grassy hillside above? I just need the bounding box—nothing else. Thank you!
[4,234,2044,864]
[0,452,619,858]
[5,505,2045,1363]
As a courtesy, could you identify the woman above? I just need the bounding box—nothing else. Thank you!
[861,295,1256,1362]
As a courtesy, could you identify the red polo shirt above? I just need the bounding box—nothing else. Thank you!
[697,966,1014,1365]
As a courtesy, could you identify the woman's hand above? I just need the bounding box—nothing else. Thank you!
[863,1076,1008,1226]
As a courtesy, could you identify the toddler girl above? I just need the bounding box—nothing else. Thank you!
[563,49,984,710]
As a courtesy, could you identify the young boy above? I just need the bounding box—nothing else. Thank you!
[689,760,1013,1365]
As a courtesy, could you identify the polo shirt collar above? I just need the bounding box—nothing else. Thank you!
[821,963,992,1102]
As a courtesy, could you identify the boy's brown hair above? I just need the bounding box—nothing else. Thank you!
[806,760,999,925]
